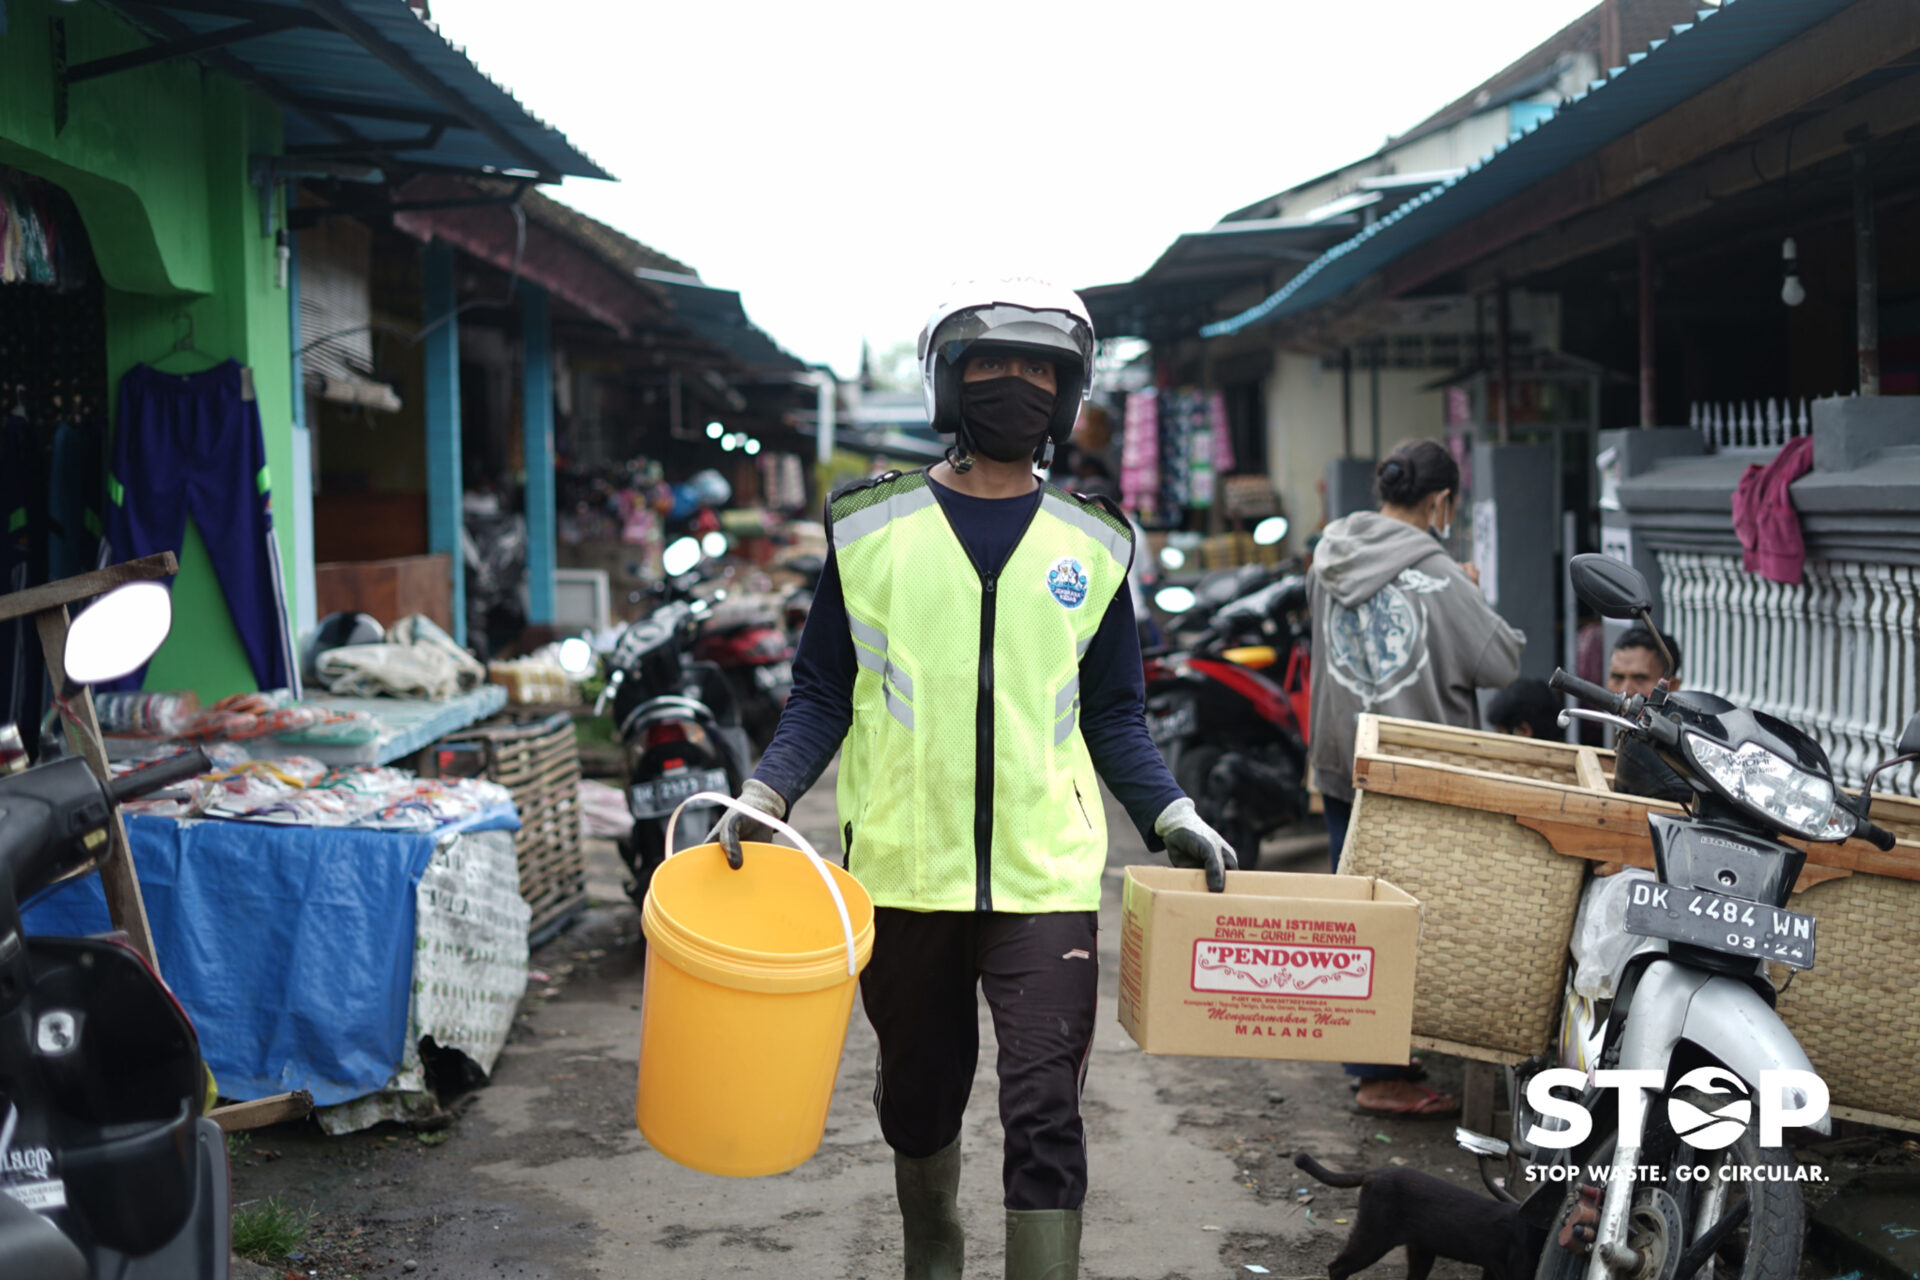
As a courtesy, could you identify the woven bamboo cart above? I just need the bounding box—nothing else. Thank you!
[1340,714,1920,1134]
[429,711,587,944]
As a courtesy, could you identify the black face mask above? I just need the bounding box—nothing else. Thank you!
[960,377,1056,463]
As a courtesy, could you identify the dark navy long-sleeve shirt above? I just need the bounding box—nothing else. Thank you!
[752,477,1181,851]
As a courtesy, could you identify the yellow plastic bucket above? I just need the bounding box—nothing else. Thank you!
[636,793,875,1177]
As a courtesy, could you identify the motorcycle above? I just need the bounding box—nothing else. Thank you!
[1144,564,1312,868]
[0,582,229,1279]
[1456,553,1911,1280]
[600,540,755,909]
[691,592,792,756]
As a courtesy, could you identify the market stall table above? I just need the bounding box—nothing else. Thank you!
[23,801,532,1132]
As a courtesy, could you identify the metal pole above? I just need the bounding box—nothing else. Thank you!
[1853,148,1880,396]
[816,373,837,465]
[1638,224,1657,425]
[1496,280,1512,445]
[1340,347,1353,458]
[422,240,466,646]
[1563,508,1579,743]
[521,284,556,626]
[1369,342,1381,462]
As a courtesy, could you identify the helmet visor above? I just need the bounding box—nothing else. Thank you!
[931,304,1093,375]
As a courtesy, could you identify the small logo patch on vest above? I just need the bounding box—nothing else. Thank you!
[1046,556,1089,609]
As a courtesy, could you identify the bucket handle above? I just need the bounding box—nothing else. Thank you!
[664,791,859,977]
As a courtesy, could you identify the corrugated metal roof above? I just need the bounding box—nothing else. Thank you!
[1202,0,1857,339]
[636,271,807,376]
[103,0,609,181]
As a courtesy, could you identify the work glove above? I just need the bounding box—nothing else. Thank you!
[709,777,787,870]
[1155,798,1238,893]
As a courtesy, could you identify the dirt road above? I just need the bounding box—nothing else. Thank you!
[234,772,1483,1280]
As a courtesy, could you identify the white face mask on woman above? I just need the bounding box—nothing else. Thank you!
[1428,494,1454,543]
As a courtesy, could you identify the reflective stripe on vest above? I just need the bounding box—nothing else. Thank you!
[830,471,1133,913]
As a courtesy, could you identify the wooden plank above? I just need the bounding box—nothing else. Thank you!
[1378,716,1586,767]
[1574,748,1610,795]
[1359,748,1920,881]
[1461,1060,1500,1135]
[0,552,179,624]
[210,1090,314,1133]
[1828,1103,1920,1137]
[35,607,161,970]
[1409,1034,1529,1066]
[1515,817,1856,894]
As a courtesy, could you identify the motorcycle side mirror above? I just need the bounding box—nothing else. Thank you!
[1899,712,1920,759]
[1568,553,1653,619]
[63,582,173,686]
[662,537,702,578]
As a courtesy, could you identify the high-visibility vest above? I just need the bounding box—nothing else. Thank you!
[828,469,1134,913]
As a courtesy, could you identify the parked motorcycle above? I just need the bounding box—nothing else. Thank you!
[1144,564,1312,868]
[1456,553,1910,1280]
[691,592,792,756]
[600,539,755,909]
[0,582,229,1279]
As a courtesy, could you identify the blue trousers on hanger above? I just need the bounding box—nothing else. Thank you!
[105,361,299,695]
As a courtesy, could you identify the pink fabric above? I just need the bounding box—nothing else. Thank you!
[1731,435,1815,585]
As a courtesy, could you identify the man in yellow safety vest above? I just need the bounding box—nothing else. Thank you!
[715,279,1237,1280]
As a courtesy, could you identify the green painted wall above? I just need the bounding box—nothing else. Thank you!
[2,0,297,700]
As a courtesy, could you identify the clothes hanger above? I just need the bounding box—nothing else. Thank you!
[145,311,222,371]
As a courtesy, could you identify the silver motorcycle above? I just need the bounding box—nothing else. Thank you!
[1457,554,1914,1280]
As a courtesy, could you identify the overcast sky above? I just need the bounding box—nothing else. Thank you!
[431,0,1600,379]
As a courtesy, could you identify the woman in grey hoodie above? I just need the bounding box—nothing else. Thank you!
[1308,438,1525,1115]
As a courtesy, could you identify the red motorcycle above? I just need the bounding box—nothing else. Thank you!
[690,594,792,755]
[1144,569,1312,866]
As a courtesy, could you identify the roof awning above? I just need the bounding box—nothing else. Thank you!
[90,0,609,181]
[1085,217,1359,340]
[636,271,807,378]
[1202,0,1857,338]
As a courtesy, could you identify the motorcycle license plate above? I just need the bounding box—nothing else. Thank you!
[630,768,731,818]
[1149,703,1196,745]
[754,661,793,690]
[1623,881,1816,970]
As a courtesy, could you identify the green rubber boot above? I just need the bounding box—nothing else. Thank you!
[895,1140,964,1279]
[1004,1209,1081,1280]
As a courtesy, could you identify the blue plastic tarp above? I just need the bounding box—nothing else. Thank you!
[22,806,519,1106]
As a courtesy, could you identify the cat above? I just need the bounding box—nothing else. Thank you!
[1293,1152,1543,1280]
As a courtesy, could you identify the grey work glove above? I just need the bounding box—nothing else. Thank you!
[709,778,787,870]
[1155,798,1238,893]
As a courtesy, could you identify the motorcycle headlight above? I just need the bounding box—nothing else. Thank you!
[1685,732,1853,840]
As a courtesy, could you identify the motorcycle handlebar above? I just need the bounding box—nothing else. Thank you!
[1855,815,1899,851]
[108,749,211,804]
[1550,668,1627,717]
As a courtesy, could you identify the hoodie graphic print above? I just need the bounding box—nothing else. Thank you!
[1308,511,1526,803]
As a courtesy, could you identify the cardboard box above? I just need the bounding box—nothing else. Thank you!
[1117,866,1422,1064]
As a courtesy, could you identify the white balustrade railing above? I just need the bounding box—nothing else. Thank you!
[1686,398,1829,452]
[1658,550,1920,796]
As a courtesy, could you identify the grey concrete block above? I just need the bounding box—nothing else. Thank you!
[1812,394,1920,473]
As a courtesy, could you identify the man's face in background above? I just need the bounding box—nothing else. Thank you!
[1608,644,1674,699]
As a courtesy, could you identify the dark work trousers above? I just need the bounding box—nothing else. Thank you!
[1324,796,1414,1083]
[860,908,1099,1211]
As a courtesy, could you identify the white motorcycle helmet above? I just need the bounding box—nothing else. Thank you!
[917,278,1097,457]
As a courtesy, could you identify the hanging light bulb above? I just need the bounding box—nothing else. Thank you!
[706,422,724,439]
[744,439,762,456]
[1780,236,1806,308]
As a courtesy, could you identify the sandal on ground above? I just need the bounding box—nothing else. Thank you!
[1352,1083,1459,1117]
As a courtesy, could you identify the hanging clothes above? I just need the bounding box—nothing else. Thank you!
[105,360,300,695]
[1120,388,1159,515]
[1731,435,1816,585]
